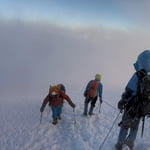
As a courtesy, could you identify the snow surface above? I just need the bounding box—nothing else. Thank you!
[1,94,150,150]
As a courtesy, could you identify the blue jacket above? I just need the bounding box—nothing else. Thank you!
[84,79,103,99]
[124,50,150,102]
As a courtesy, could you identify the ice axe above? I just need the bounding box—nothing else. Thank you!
[40,112,43,124]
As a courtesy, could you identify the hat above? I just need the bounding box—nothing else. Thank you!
[95,74,101,81]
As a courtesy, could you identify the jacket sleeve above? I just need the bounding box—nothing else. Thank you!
[98,83,103,99]
[122,73,139,102]
[41,95,49,108]
[60,91,72,103]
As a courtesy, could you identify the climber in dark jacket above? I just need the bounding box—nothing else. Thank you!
[115,50,150,150]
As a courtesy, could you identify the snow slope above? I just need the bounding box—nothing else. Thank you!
[1,94,150,150]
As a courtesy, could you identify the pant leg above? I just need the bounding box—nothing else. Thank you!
[127,128,138,142]
[116,111,130,145]
[91,96,97,107]
[117,127,128,145]
[125,119,140,147]
[51,106,58,121]
[88,96,97,115]
[83,97,91,115]
[84,97,91,104]
[117,110,140,146]
[57,105,63,117]
[123,128,137,149]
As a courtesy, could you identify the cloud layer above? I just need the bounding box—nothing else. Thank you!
[0,19,150,99]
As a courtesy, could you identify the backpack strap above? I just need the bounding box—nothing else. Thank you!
[136,69,147,80]
[136,69,147,97]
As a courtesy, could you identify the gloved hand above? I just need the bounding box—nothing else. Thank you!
[69,102,76,108]
[40,106,44,112]
[99,98,103,103]
[118,99,127,110]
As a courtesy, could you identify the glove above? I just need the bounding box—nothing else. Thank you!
[118,99,127,110]
[69,102,76,108]
[40,106,44,112]
[99,98,103,103]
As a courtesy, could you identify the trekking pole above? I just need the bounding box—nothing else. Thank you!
[40,112,43,124]
[141,116,145,138]
[73,108,76,124]
[98,111,121,150]
[98,102,101,113]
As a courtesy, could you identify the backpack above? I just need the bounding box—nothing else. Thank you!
[49,85,60,98]
[87,80,99,98]
[138,72,150,117]
[126,71,150,118]
[126,70,150,137]
[57,84,66,93]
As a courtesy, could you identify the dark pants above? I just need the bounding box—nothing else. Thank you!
[116,111,140,148]
[83,96,97,115]
[84,96,97,107]
[51,105,63,121]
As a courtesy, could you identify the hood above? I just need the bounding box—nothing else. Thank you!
[134,50,150,72]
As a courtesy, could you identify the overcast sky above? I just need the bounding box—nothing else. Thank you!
[0,0,150,101]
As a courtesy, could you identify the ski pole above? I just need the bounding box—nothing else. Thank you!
[99,102,101,113]
[40,112,43,124]
[73,108,76,124]
[141,116,145,138]
[98,111,121,150]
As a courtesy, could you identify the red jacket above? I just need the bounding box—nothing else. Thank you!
[42,90,72,107]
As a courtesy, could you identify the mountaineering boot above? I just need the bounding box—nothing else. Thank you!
[52,119,58,125]
[83,103,88,116]
[115,143,123,150]
[88,105,94,115]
